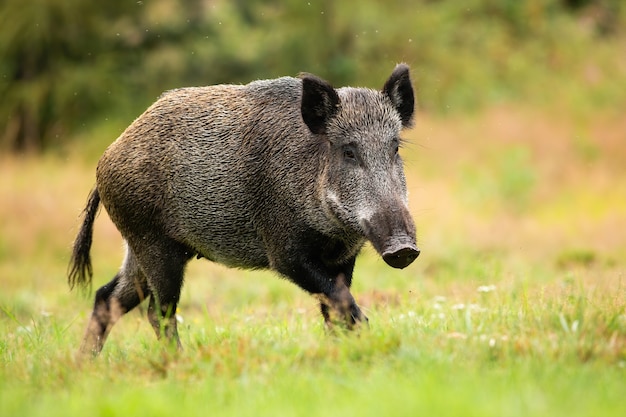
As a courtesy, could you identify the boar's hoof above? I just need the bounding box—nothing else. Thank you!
[382,246,420,269]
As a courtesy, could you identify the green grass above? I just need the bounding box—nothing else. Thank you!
[1,262,624,417]
[1,237,624,417]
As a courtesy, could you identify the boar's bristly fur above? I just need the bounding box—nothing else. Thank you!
[69,64,419,355]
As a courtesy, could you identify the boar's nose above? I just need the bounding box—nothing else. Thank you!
[382,244,420,269]
[361,207,419,269]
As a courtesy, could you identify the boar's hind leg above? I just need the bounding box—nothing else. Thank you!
[130,237,193,350]
[80,245,149,356]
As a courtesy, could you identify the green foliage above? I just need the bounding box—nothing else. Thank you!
[1,0,625,152]
[460,146,537,212]
[556,248,599,268]
[495,147,537,210]
[0,0,206,151]
[0,0,133,151]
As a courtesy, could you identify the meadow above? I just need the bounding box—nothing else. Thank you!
[1,100,625,416]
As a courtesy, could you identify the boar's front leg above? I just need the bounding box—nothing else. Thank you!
[318,272,368,329]
[280,256,367,329]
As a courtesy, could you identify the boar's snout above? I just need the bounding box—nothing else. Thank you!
[382,239,420,269]
[361,207,419,269]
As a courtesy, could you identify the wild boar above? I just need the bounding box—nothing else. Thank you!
[69,64,419,354]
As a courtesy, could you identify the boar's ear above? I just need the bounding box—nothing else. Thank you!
[382,63,414,127]
[300,73,340,135]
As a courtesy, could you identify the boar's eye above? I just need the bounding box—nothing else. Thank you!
[392,139,400,157]
[342,144,358,164]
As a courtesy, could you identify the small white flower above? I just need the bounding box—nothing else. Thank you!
[452,303,466,310]
[489,338,496,347]
[477,285,496,293]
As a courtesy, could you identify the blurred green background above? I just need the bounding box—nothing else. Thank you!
[1,0,625,152]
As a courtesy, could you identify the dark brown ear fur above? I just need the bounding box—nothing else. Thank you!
[300,74,340,134]
[382,63,414,127]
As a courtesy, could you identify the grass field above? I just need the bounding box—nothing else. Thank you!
[1,104,625,416]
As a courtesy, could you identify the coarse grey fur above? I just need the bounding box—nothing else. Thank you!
[69,64,419,355]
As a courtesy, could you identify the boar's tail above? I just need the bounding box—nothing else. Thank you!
[68,187,101,293]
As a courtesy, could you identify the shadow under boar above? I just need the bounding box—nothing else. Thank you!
[68,63,419,355]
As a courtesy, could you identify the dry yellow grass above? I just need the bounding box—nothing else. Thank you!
[404,105,626,264]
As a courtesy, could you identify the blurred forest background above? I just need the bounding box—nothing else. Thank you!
[1,0,625,152]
